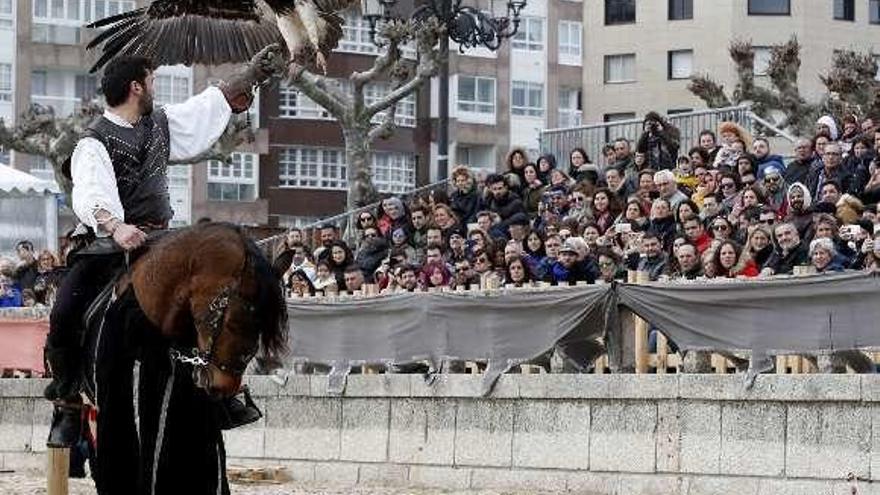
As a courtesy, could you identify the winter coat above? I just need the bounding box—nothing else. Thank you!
[450,187,482,225]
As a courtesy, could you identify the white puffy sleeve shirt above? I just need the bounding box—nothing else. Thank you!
[71,86,232,234]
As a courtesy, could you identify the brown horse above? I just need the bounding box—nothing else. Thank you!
[86,222,287,495]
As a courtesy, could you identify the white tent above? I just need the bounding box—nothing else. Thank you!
[0,163,60,255]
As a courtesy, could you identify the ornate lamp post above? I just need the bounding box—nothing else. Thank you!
[362,0,526,181]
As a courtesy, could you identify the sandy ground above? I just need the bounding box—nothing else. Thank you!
[0,471,558,495]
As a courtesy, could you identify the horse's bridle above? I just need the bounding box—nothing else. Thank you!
[169,282,257,377]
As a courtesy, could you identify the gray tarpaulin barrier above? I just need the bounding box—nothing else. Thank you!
[615,271,880,384]
[285,271,880,395]
[286,285,610,394]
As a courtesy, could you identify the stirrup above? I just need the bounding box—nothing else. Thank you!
[47,403,83,448]
[214,386,262,430]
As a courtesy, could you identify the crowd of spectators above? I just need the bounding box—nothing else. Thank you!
[0,241,63,308]
[274,112,880,295]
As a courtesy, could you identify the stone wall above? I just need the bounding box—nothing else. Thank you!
[2,375,879,494]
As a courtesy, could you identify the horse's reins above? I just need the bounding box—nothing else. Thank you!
[169,255,257,379]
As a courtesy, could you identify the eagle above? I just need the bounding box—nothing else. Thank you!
[86,0,360,74]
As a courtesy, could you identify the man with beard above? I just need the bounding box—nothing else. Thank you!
[44,51,275,447]
[314,223,339,261]
[625,232,669,281]
[409,206,430,251]
[761,222,810,276]
[452,258,480,289]
[762,166,788,217]
[784,182,814,241]
[485,174,526,231]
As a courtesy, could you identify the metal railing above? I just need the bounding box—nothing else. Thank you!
[540,106,758,164]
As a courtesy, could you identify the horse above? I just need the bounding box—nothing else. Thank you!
[79,222,287,495]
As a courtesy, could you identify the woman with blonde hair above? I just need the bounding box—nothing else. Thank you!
[745,224,774,268]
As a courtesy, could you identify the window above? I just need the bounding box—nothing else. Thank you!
[457,76,495,115]
[668,50,693,80]
[512,17,543,51]
[154,74,190,105]
[604,54,636,83]
[748,0,789,15]
[871,0,880,23]
[603,112,635,142]
[668,0,692,19]
[753,46,771,76]
[372,152,416,193]
[31,70,47,96]
[558,88,582,128]
[279,82,333,119]
[603,112,635,122]
[558,21,582,63]
[364,82,416,127]
[0,0,12,29]
[833,0,854,20]
[86,1,136,23]
[0,64,11,102]
[667,108,693,115]
[338,9,378,55]
[605,0,635,24]
[511,81,544,117]
[75,74,98,101]
[208,153,258,202]
[278,147,347,190]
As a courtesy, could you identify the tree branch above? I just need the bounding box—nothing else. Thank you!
[365,19,444,118]
[351,21,408,88]
[368,103,397,141]
[289,65,349,118]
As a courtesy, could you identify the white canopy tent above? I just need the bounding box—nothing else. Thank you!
[0,163,60,255]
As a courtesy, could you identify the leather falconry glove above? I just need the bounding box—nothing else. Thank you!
[221,43,285,114]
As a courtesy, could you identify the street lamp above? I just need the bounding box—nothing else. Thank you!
[362,0,526,181]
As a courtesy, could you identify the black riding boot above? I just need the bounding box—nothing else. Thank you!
[44,347,83,448]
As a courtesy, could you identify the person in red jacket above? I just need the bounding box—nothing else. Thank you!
[682,216,712,254]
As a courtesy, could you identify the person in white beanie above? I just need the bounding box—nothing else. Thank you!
[816,115,840,141]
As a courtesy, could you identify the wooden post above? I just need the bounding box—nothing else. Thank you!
[633,271,649,374]
[656,333,668,374]
[711,354,725,374]
[47,447,69,495]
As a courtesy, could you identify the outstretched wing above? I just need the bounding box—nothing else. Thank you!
[86,0,283,73]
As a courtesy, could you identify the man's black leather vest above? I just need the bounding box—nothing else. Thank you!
[83,110,172,227]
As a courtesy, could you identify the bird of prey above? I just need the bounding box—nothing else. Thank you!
[86,0,359,74]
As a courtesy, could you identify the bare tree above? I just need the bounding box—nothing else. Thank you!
[0,102,256,199]
[689,36,879,137]
[288,18,445,210]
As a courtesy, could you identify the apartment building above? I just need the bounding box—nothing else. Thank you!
[435,0,584,176]
[583,0,880,124]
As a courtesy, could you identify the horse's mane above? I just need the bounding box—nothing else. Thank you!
[239,226,289,359]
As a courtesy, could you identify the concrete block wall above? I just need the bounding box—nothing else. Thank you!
[2,375,880,494]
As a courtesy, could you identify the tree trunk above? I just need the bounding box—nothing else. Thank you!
[343,127,378,210]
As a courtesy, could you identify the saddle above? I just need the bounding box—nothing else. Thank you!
[77,235,261,431]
